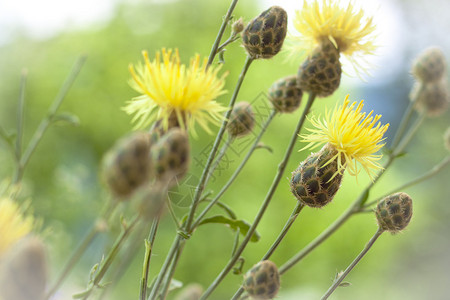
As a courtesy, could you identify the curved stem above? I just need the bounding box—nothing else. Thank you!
[232,202,305,300]
[191,110,277,231]
[364,155,450,208]
[321,228,384,300]
[207,0,239,66]
[200,93,316,299]
[140,216,161,300]
[390,87,422,149]
[44,201,116,300]
[76,214,140,300]
[13,55,87,184]
[393,113,426,157]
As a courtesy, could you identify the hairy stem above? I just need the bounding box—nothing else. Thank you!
[200,93,316,299]
[321,228,384,300]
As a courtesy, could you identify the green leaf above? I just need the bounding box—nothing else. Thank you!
[198,215,260,242]
[51,112,80,126]
[218,49,226,64]
[359,189,370,206]
[339,281,351,287]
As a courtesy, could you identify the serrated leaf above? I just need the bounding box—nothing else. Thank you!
[198,215,260,242]
[51,112,80,126]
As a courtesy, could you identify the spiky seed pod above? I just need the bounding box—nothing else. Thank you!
[290,144,343,208]
[242,6,287,59]
[268,75,303,113]
[102,132,153,198]
[410,81,449,117]
[243,260,280,300]
[151,128,190,184]
[227,102,255,138]
[375,192,413,233]
[0,236,47,300]
[444,127,450,151]
[412,47,447,83]
[297,39,342,97]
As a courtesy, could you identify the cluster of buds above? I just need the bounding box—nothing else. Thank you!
[410,47,449,116]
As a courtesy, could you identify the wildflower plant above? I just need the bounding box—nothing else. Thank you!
[1,1,449,300]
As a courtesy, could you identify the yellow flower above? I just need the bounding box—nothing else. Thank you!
[125,48,228,135]
[301,95,389,180]
[0,198,33,257]
[290,0,376,72]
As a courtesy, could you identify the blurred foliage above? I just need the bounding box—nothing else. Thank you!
[0,0,449,299]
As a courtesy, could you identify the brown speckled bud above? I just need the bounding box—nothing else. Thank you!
[243,260,280,300]
[227,102,255,137]
[268,75,303,113]
[375,192,413,233]
[412,47,446,83]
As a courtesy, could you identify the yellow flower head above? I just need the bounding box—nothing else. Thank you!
[124,49,228,135]
[0,198,33,257]
[301,95,389,180]
[291,0,376,73]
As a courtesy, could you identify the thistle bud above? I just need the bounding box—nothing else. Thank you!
[0,236,47,300]
[412,47,446,83]
[102,132,153,198]
[232,18,245,35]
[227,102,255,138]
[151,128,190,184]
[297,39,342,97]
[268,75,303,113]
[242,6,287,59]
[410,81,449,117]
[243,260,280,300]
[290,144,343,208]
[444,127,450,151]
[375,192,413,233]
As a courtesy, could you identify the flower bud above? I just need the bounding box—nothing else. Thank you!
[268,75,303,113]
[412,47,446,83]
[375,192,413,233]
[297,39,342,97]
[102,132,153,198]
[410,81,449,117]
[232,17,245,35]
[242,6,287,59]
[243,260,280,300]
[290,144,343,208]
[227,102,255,138]
[151,128,190,184]
[0,236,47,300]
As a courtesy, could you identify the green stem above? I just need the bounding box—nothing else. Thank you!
[390,86,422,149]
[393,113,426,157]
[364,155,450,208]
[207,0,239,66]
[44,201,116,300]
[321,228,384,300]
[191,109,277,231]
[13,55,87,184]
[77,214,140,300]
[15,69,28,161]
[217,35,240,54]
[232,202,305,300]
[159,243,185,300]
[200,93,316,299]
[140,216,161,300]
[185,56,253,233]
[204,135,234,186]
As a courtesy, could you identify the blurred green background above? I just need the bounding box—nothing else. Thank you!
[0,0,449,299]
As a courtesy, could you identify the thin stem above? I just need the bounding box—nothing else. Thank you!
[147,236,181,300]
[13,55,87,184]
[77,214,140,300]
[204,135,234,186]
[217,35,240,54]
[166,196,180,229]
[232,202,305,300]
[15,69,28,161]
[159,243,185,300]
[44,201,116,300]
[207,0,239,66]
[321,228,384,300]
[390,87,422,149]
[185,56,253,233]
[393,112,426,157]
[140,216,161,300]
[364,155,450,208]
[0,125,15,159]
[200,93,316,299]
[191,110,277,231]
